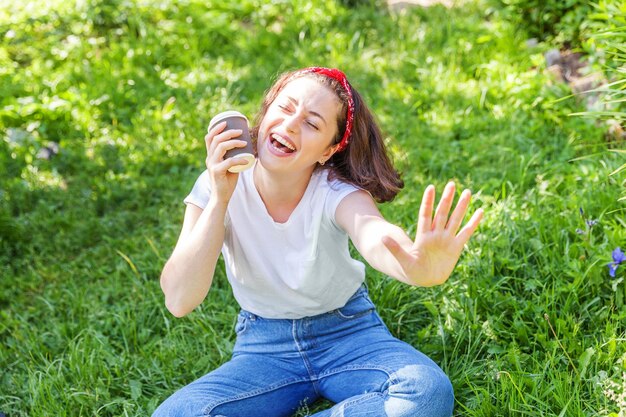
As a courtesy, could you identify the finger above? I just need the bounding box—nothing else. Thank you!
[207,130,243,157]
[455,208,484,246]
[207,121,227,136]
[417,185,435,234]
[446,189,471,233]
[215,156,249,173]
[206,126,242,152]
[215,139,247,155]
[433,182,456,230]
[208,140,247,165]
[381,236,414,267]
[213,129,243,145]
[205,121,227,153]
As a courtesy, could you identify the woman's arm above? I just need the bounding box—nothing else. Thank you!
[335,182,483,286]
[160,200,228,317]
[160,122,249,317]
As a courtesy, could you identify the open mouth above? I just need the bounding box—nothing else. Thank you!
[270,133,296,154]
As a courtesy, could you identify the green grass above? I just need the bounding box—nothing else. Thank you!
[1,0,625,415]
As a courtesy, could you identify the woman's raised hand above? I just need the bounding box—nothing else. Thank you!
[381,182,484,287]
[205,121,249,204]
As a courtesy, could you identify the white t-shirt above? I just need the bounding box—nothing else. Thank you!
[183,165,366,319]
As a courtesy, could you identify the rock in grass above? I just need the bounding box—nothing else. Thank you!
[545,48,561,67]
[526,38,538,48]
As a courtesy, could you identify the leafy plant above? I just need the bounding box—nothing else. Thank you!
[494,0,593,44]
[579,0,626,198]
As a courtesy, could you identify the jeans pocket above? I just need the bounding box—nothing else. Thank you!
[333,295,376,320]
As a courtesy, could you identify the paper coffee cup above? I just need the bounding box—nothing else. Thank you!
[208,110,255,173]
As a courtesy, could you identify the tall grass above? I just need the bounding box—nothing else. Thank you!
[575,2,626,412]
[579,0,626,202]
[1,0,624,416]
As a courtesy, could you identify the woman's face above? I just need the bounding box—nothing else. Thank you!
[256,77,341,176]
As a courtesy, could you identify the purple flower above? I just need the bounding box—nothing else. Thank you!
[577,208,598,234]
[608,247,625,277]
[576,228,585,235]
[614,247,626,264]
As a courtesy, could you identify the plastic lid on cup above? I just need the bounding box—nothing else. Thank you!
[208,110,248,131]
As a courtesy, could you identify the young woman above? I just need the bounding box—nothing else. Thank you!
[154,67,483,417]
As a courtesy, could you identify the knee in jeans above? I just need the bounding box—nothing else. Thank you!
[385,365,454,417]
[152,390,211,417]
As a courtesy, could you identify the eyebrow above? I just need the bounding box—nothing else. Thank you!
[286,96,327,126]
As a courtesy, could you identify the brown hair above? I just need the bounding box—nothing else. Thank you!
[251,69,404,203]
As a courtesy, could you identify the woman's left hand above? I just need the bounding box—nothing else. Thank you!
[381,182,483,286]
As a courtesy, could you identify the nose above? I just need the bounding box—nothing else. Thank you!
[283,113,299,134]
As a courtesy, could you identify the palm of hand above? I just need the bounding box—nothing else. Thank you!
[406,231,465,285]
[383,182,483,286]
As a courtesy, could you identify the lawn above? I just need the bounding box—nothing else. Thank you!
[1,0,625,415]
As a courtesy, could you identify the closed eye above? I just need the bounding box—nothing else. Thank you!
[279,103,318,129]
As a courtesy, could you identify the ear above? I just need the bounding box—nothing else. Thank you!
[319,143,339,165]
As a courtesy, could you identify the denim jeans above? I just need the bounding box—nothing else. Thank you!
[152,285,454,417]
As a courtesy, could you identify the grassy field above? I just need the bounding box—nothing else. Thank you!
[1,0,625,415]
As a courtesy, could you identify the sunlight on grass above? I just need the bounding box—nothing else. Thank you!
[1,0,625,416]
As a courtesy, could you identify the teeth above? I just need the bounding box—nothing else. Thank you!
[271,133,295,151]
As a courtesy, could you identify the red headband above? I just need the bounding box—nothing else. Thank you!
[291,67,354,153]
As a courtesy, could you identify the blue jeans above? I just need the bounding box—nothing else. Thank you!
[153,286,454,417]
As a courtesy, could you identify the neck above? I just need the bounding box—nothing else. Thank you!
[253,163,316,216]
